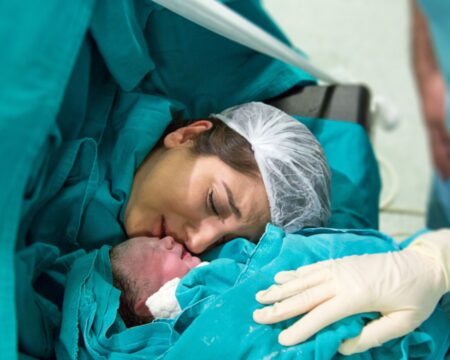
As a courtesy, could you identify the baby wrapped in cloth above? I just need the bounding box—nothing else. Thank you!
[52,225,450,359]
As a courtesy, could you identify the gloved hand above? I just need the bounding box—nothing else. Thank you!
[253,230,450,355]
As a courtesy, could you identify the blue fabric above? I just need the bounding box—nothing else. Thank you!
[0,1,97,357]
[166,225,450,360]
[15,244,84,359]
[417,0,450,228]
[298,117,380,229]
[141,0,315,118]
[428,175,450,229]
[418,0,450,88]
[40,225,449,359]
[20,92,177,254]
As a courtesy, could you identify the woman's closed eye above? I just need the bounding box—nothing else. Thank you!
[208,189,220,217]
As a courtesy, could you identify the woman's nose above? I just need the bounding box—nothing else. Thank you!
[185,222,224,254]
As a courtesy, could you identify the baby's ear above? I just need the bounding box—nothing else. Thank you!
[134,298,151,318]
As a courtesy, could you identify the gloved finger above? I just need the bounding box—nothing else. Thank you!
[278,297,348,346]
[338,312,417,355]
[253,283,333,324]
[275,260,332,284]
[256,268,330,304]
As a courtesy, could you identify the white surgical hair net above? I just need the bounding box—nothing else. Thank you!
[213,102,331,232]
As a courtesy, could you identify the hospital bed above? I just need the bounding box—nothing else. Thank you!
[266,84,371,132]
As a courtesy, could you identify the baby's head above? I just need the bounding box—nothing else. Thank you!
[110,236,201,326]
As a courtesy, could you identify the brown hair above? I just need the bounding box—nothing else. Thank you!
[191,117,260,178]
[162,117,260,178]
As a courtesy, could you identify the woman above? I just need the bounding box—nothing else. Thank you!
[124,101,331,254]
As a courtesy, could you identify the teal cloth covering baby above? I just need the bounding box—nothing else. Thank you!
[42,225,449,359]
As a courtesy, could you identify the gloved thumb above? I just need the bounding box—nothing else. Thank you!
[338,312,415,355]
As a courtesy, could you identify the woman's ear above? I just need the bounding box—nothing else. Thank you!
[164,120,213,148]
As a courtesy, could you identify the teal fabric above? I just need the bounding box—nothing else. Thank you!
[0,1,97,357]
[418,0,450,87]
[141,0,315,118]
[15,244,84,359]
[2,0,379,358]
[166,226,450,360]
[417,0,450,228]
[298,118,380,229]
[20,225,447,359]
[20,92,177,254]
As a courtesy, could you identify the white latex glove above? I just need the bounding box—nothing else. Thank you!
[253,230,450,355]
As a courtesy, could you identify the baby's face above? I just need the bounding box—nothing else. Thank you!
[117,236,201,295]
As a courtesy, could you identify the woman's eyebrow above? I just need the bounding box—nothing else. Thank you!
[222,181,242,219]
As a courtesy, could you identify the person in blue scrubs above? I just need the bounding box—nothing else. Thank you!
[254,1,450,355]
[412,0,450,228]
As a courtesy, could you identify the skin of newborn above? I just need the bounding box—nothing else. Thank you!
[110,236,201,327]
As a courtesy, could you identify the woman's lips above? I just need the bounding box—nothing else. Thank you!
[161,216,166,237]
[151,216,166,238]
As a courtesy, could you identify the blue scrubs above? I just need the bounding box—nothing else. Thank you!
[417,0,450,228]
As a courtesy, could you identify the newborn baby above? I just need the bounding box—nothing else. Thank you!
[109,236,202,327]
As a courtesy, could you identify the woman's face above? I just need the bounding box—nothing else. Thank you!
[124,121,270,254]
